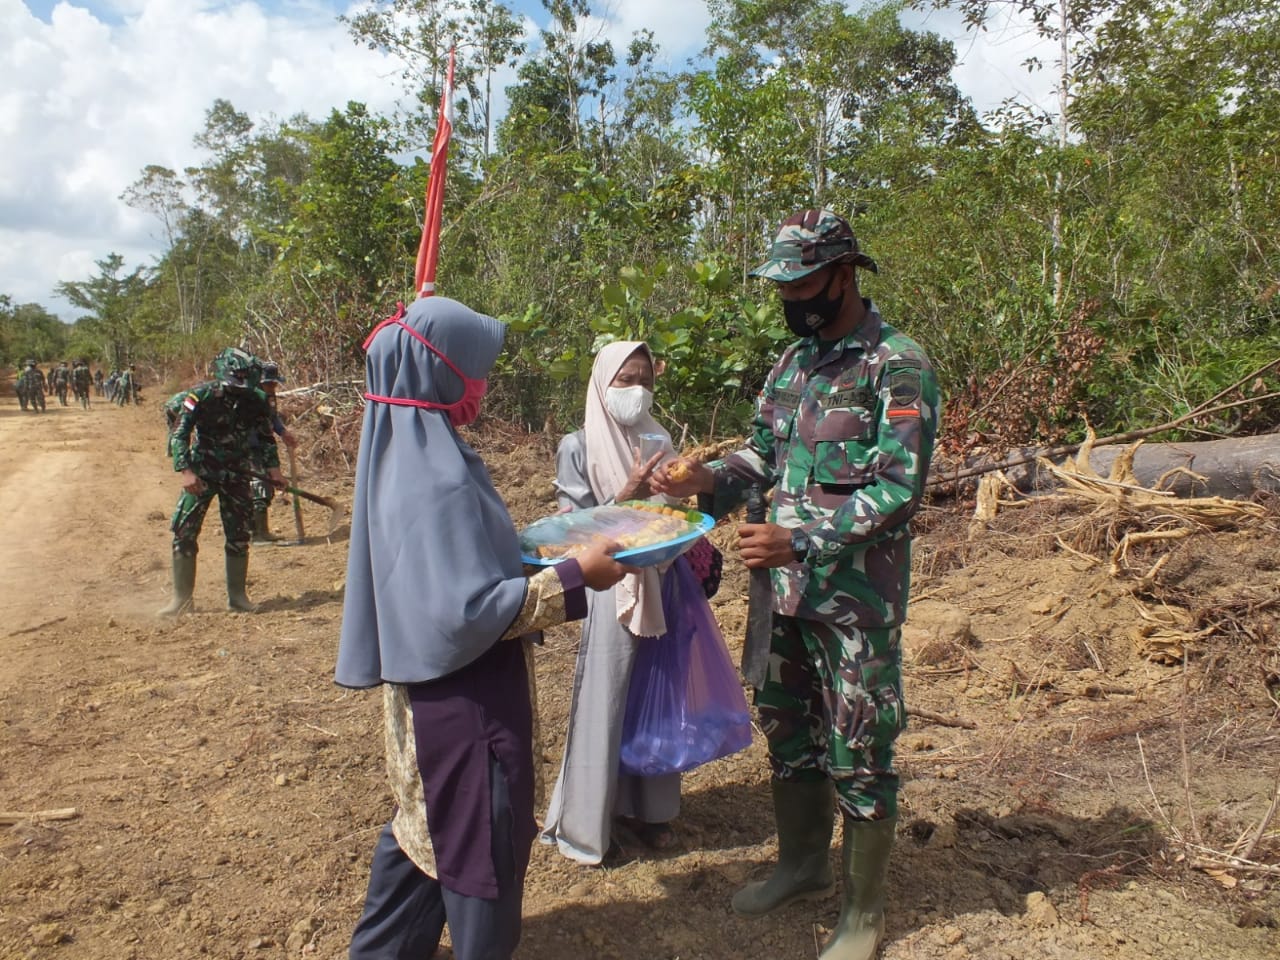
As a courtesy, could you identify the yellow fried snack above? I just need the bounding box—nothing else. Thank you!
[666,459,693,483]
[535,513,690,559]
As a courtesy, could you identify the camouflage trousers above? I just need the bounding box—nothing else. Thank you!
[756,615,906,821]
[170,477,254,557]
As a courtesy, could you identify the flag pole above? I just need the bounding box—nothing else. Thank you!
[414,46,456,299]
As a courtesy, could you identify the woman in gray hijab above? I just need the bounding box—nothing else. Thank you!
[337,296,631,960]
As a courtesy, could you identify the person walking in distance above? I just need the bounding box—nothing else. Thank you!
[652,209,940,960]
[72,360,92,409]
[160,348,285,615]
[19,360,46,412]
[52,361,71,406]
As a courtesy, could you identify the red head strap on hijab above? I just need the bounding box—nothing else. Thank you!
[363,303,488,427]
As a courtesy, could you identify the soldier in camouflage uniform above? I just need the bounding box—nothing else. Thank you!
[160,347,286,616]
[653,210,939,960]
[115,365,139,406]
[18,361,46,412]
[51,362,71,405]
[72,360,92,409]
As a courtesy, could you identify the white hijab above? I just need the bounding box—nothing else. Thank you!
[583,342,673,638]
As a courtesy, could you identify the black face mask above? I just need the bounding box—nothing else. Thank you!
[782,272,843,338]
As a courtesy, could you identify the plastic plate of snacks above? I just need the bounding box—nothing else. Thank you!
[520,501,714,568]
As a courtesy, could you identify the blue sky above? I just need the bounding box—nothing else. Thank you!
[3,1,1054,320]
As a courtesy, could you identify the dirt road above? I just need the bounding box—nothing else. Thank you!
[0,389,1276,959]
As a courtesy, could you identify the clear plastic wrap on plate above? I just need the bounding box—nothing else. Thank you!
[519,501,714,568]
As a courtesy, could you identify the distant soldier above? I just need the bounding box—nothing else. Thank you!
[114,366,135,406]
[159,347,285,616]
[248,360,299,543]
[128,364,143,404]
[52,361,71,406]
[93,368,104,396]
[18,361,45,412]
[72,361,92,409]
[105,371,119,402]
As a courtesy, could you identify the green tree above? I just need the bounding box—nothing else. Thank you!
[54,254,150,368]
[254,103,420,377]
[1,297,69,366]
[343,0,525,160]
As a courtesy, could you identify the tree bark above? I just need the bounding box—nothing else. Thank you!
[940,433,1280,500]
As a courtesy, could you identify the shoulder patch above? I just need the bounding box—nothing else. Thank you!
[182,393,199,411]
[888,367,921,410]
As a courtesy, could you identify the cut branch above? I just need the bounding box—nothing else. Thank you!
[0,807,80,824]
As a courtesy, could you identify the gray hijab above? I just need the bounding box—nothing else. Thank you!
[335,296,527,688]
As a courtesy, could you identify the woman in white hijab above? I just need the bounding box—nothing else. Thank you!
[540,341,689,862]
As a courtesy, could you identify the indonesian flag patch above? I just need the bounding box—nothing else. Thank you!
[182,393,199,412]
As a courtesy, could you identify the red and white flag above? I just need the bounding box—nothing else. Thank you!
[414,47,455,298]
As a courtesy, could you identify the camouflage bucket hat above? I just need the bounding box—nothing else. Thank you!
[259,361,285,385]
[749,209,878,282]
[212,347,260,391]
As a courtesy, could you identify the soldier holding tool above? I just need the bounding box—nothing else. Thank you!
[653,209,940,960]
[159,347,285,615]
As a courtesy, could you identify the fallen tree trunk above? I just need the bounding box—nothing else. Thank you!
[1057,434,1280,498]
[941,433,1280,500]
[930,356,1280,500]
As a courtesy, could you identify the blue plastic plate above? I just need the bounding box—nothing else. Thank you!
[520,504,714,568]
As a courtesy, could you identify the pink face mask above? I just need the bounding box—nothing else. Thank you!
[362,304,489,427]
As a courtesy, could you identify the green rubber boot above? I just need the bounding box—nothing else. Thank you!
[157,553,197,617]
[252,509,281,543]
[225,553,256,613]
[819,817,896,960]
[732,779,835,916]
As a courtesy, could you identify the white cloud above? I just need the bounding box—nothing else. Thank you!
[1,0,402,318]
[905,5,1060,121]
[1,0,1056,321]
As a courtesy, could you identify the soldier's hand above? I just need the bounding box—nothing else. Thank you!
[738,522,794,569]
[267,468,288,491]
[180,469,206,495]
[650,458,714,498]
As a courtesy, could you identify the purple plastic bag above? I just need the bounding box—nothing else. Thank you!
[619,556,753,777]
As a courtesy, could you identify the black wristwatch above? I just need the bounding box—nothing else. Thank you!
[789,528,811,563]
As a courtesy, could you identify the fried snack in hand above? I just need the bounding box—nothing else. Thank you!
[666,458,693,483]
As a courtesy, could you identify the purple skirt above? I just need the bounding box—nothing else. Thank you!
[406,638,537,899]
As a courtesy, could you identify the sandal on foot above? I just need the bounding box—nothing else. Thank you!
[617,817,678,851]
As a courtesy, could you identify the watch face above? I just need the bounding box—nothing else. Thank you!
[790,530,808,559]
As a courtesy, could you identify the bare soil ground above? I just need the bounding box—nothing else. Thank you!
[1,387,1277,960]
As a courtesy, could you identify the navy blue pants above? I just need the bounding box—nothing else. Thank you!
[348,757,522,960]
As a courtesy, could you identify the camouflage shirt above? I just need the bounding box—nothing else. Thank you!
[170,381,280,480]
[704,301,940,628]
[19,368,45,394]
